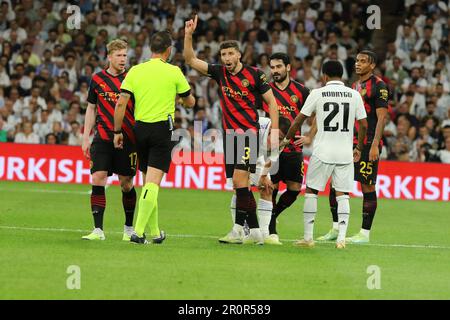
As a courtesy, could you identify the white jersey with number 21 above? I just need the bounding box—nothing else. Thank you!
[301,80,367,164]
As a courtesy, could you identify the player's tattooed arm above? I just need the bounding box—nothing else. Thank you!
[295,114,317,146]
[283,112,307,150]
[114,92,131,132]
[113,92,130,149]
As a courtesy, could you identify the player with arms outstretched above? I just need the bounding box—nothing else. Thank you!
[184,15,279,245]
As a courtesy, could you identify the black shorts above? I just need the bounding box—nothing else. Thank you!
[354,144,380,185]
[271,152,304,185]
[223,132,259,179]
[90,139,137,177]
[134,120,175,173]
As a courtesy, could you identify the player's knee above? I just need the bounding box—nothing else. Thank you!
[280,189,300,208]
[120,177,133,192]
[92,172,107,186]
[361,184,376,193]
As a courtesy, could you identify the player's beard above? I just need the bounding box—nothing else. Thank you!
[273,72,287,83]
[226,61,238,73]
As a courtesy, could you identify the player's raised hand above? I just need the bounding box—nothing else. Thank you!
[114,132,124,149]
[82,138,91,160]
[185,15,198,35]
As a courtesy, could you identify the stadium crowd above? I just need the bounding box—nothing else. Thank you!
[0,0,449,164]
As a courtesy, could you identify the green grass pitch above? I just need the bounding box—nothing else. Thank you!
[0,181,449,299]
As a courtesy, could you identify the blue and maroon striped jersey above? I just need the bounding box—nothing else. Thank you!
[207,64,271,132]
[87,70,135,144]
[352,74,388,146]
[263,80,310,153]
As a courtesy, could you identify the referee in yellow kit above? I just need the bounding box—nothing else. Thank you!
[113,31,195,244]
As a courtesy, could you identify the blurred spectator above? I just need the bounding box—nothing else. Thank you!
[14,121,39,144]
[68,121,82,146]
[0,116,7,142]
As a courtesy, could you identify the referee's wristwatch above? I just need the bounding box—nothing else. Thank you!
[113,130,122,134]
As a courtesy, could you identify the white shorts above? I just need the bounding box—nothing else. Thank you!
[305,155,354,193]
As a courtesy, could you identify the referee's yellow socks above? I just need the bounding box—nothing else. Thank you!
[135,183,160,237]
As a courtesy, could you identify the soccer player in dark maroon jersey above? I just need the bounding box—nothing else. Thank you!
[259,53,310,245]
[317,50,389,244]
[184,15,279,244]
[81,39,137,241]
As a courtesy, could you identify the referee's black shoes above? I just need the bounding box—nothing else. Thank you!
[130,233,149,245]
[152,231,166,244]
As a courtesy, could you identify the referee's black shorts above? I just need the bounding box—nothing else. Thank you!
[134,120,175,173]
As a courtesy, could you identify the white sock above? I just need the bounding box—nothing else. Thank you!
[230,194,236,225]
[303,193,317,241]
[124,225,134,234]
[93,228,103,234]
[360,228,370,237]
[336,195,350,242]
[232,224,243,235]
[332,222,339,230]
[257,199,273,238]
[249,228,263,242]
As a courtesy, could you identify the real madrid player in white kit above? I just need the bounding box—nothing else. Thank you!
[280,61,368,249]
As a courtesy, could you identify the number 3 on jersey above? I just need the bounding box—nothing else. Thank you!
[323,102,350,132]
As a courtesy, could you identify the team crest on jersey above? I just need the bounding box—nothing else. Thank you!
[100,83,106,89]
[290,95,299,103]
[359,88,366,97]
[241,79,250,87]
[380,88,388,101]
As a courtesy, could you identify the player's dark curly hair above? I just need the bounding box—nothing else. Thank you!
[358,50,378,65]
[269,52,290,66]
[322,60,343,78]
[151,30,172,53]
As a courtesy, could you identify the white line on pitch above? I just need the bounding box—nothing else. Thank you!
[1,225,449,250]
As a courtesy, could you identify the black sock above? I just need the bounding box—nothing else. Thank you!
[329,188,338,224]
[268,189,299,234]
[272,188,279,207]
[235,187,258,227]
[362,192,377,230]
[245,191,259,229]
[122,187,136,227]
[235,188,248,226]
[91,186,106,230]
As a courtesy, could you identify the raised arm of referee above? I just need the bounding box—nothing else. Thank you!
[113,31,195,245]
